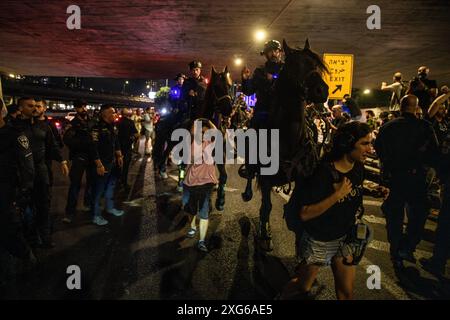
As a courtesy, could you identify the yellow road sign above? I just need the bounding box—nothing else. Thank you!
[323,53,354,100]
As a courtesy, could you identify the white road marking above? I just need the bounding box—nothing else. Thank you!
[367,239,432,260]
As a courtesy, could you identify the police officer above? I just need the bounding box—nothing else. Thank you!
[240,40,284,248]
[0,102,34,261]
[241,39,284,127]
[375,95,439,270]
[34,99,64,188]
[63,100,95,223]
[182,61,207,120]
[90,104,124,226]
[117,108,138,190]
[170,73,188,123]
[15,97,68,248]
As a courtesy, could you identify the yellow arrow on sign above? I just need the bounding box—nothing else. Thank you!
[323,53,354,100]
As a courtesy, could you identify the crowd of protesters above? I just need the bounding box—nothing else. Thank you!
[1,49,449,300]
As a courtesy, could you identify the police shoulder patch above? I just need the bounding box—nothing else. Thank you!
[17,135,30,149]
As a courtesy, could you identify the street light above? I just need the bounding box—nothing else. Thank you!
[255,30,267,42]
[234,57,243,66]
[363,89,371,94]
[9,74,15,78]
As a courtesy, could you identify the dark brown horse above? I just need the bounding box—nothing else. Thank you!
[241,39,329,251]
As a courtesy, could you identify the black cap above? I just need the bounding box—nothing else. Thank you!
[7,104,19,114]
[74,100,87,109]
[260,40,282,55]
[174,73,186,81]
[189,61,202,70]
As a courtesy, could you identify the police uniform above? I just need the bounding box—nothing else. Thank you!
[89,118,121,219]
[14,117,63,247]
[63,115,95,218]
[375,113,439,264]
[117,116,137,187]
[181,64,207,120]
[241,60,284,130]
[0,121,34,258]
[40,117,63,189]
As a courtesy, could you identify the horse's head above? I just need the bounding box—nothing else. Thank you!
[209,66,233,117]
[281,39,329,103]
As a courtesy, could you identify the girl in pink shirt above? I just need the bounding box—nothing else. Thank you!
[183,119,218,252]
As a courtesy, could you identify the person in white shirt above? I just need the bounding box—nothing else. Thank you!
[143,106,156,155]
[381,72,405,111]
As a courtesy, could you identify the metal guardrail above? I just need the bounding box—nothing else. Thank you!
[2,79,153,108]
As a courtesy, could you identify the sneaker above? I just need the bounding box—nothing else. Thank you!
[107,208,125,217]
[62,216,72,224]
[186,228,197,238]
[197,240,208,252]
[160,171,168,179]
[93,216,109,226]
[80,204,91,212]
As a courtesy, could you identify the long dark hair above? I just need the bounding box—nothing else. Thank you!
[324,121,372,162]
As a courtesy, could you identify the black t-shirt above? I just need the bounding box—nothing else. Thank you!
[299,161,364,241]
[413,78,437,111]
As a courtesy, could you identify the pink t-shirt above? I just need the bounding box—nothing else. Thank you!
[184,140,218,187]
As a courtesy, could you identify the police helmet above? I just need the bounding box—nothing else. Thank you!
[260,40,282,55]
[174,73,186,81]
[189,61,202,70]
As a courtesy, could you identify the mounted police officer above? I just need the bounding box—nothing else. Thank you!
[15,97,68,248]
[241,39,284,128]
[182,61,207,120]
[240,40,284,247]
[63,100,95,223]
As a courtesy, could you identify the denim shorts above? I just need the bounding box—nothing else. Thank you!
[297,232,352,266]
[182,184,212,219]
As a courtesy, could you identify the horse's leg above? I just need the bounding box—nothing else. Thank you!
[241,176,253,202]
[215,163,227,211]
[257,179,273,252]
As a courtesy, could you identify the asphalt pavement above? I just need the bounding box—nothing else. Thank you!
[1,138,449,300]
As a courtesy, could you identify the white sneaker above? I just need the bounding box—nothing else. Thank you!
[93,216,109,226]
[160,171,168,179]
[107,208,125,217]
[62,217,72,224]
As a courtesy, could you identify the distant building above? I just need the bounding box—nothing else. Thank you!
[64,77,83,89]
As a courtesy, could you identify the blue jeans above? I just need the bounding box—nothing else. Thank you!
[182,186,212,219]
[92,167,117,218]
